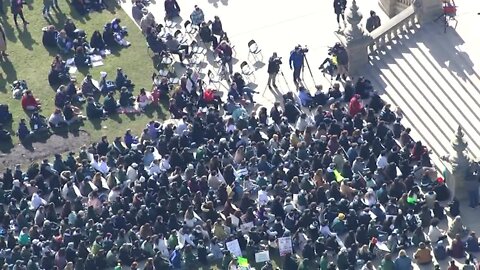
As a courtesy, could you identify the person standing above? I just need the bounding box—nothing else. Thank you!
[333,0,347,31]
[267,52,281,89]
[11,0,29,27]
[289,45,304,86]
[366,11,381,32]
[0,24,8,57]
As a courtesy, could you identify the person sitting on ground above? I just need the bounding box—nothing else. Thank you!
[190,5,205,26]
[56,30,73,53]
[298,86,313,108]
[74,47,92,68]
[0,123,11,142]
[115,68,134,89]
[42,25,58,47]
[164,0,180,19]
[119,87,134,108]
[349,94,363,117]
[355,76,374,99]
[17,119,31,141]
[448,260,459,270]
[103,91,119,115]
[448,234,466,259]
[414,242,433,265]
[102,23,117,47]
[63,102,85,125]
[90,30,105,51]
[86,97,105,119]
[21,90,41,111]
[394,249,412,270]
[81,74,100,97]
[29,112,48,132]
[428,218,447,244]
[465,231,480,252]
[448,216,468,238]
[433,240,447,261]
[48,108,67,129]
[136,88,153,111]
[111,18,127,36]
[49,55,70,86]
[99,72,116,95]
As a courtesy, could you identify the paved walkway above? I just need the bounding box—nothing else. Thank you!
[119,0,388,105]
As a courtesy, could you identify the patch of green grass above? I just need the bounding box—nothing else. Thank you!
[0,0,163,151]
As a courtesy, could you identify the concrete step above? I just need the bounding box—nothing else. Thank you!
[367,24,480,172]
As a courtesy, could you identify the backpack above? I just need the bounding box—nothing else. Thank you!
[11,80,28,99]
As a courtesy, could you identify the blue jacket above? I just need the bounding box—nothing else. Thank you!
[298,89,312,107]
[394,255,412,270]
[289,50,304,69]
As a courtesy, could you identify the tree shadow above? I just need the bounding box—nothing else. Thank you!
[0,58,18,83]
[17,26,38,51]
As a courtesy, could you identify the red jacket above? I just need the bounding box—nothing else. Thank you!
[21,95,38,109]
[349,96,363,116]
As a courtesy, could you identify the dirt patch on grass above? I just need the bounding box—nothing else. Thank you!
[0,130,91,171]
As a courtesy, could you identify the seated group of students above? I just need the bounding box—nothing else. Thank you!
[42,18,130,70]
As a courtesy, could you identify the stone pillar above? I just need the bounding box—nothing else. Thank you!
[443,126,471,200]
[341,0,373,76]
[413,0,443,25]
[379,0,397,18]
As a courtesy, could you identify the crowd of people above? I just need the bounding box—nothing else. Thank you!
[0,0,479,270]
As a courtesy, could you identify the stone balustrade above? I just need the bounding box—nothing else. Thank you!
[379,0,413,17]
[368,5,418,54]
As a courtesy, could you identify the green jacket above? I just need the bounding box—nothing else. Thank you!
[380,258,395,270]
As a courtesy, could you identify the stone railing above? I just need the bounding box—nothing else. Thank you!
[397,0,414,6]
[368,5,418,54]
[379,0,413,17]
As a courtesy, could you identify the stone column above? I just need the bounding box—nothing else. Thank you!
[443,126,471,200]
[341,0,373,76]
[413,0,443,25]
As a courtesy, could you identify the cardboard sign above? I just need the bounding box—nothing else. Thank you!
[226,239,242,257]
[240,222,254,233]
[278,236,293,256]
[255,250,270,263]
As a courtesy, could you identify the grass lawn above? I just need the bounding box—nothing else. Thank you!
[0,0,164,153]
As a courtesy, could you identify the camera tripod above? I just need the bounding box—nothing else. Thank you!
[301,53,317,86]
[262,69,291,97]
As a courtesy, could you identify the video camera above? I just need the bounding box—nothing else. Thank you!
[295,45,309,54]
[272,57,283,65]
[328,42,345,56]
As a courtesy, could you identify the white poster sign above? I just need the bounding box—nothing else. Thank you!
[278,236,293,256]
[226,239,242,257]
[255,250,270,263]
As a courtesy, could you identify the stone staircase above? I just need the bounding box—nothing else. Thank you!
[363,23,480,170]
